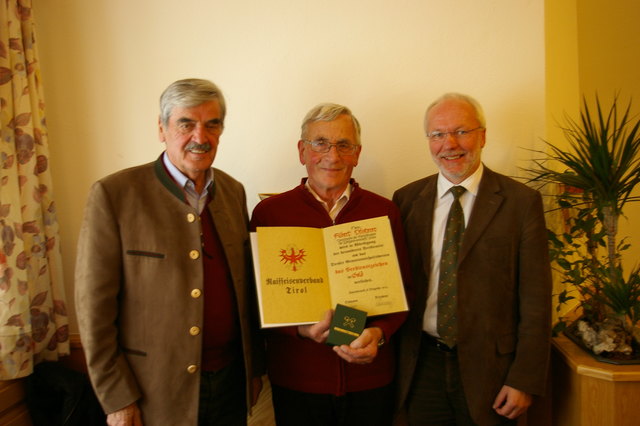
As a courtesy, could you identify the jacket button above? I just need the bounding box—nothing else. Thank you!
[187,213,196,223]
[189,250,200,260]
[189,326,201,336]
[187,364,198,374]
[191,289,202,298]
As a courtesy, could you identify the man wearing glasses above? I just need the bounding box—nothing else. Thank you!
[250,103,411,426]
[393,93,551,425]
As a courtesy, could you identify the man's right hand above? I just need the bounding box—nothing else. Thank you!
[107,402,143,426]
[297,309,333,343]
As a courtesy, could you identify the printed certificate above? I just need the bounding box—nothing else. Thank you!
[251,216,407,327]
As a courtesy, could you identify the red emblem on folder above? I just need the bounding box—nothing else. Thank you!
[280,247,306,271]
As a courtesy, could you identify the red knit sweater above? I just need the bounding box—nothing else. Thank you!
[200,207,240,371]
[250,179,412,395]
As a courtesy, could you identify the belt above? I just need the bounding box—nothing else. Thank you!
[422,332,456,353]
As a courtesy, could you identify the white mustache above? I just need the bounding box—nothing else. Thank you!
[185,141,212,152]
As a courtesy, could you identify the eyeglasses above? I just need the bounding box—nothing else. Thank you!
[303,139,359,155]
[427,127,484,141]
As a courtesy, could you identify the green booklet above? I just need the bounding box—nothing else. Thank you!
[326,304,367,346]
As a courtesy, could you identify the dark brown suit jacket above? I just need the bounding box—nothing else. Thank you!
[392,166,551,426]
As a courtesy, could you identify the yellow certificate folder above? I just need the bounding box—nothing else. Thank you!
[251,216,408,328]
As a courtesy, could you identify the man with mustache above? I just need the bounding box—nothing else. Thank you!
[75,78,264,425]
[393,93,551,425]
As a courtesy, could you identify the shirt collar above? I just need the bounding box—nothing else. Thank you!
[162,151,214,192]
[305,180,352,206]
[437,162,484,199]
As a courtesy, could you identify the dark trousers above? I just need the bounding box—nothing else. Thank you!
[406,334,516,426]
[198,359,247,426]
[271,383,394,426]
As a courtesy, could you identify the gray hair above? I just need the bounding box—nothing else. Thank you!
[424,92,486,130]
[159,78,226,126]
[301,103,361,145]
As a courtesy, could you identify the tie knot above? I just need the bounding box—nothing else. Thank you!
[450,186,466,199]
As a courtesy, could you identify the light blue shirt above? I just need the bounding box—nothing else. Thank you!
[162,152,213,214]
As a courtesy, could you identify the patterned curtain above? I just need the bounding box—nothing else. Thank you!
[0,0,68,380]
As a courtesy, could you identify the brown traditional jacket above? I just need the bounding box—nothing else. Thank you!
[75,156,264,425]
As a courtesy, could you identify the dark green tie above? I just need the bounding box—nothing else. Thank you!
[437,185,466,348]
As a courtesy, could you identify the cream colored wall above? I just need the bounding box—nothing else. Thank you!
[577,0,640,103]
[544,0,581,321]
[545,0,580,144]
[33,0,545,332]
[576,0,640,272]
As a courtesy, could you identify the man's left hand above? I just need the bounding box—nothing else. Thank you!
[492,385,532,419]
[332,326,383,364]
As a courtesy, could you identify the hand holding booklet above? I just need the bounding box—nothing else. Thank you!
[250,216,407,328]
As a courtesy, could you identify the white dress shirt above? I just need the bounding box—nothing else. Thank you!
[305,180,351,222]
[423,164,484,337]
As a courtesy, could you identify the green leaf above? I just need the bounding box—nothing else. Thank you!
[552,321,567,337]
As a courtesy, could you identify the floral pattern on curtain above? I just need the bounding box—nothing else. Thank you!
[0,0,68,380]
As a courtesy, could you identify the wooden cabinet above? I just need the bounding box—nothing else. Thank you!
[552,335,640,426]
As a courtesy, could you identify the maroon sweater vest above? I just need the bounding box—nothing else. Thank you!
[200,207,241,371]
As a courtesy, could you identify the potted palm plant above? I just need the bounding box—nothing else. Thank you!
[524,94,640,363]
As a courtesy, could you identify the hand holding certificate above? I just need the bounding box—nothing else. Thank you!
[251,216,408,327]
